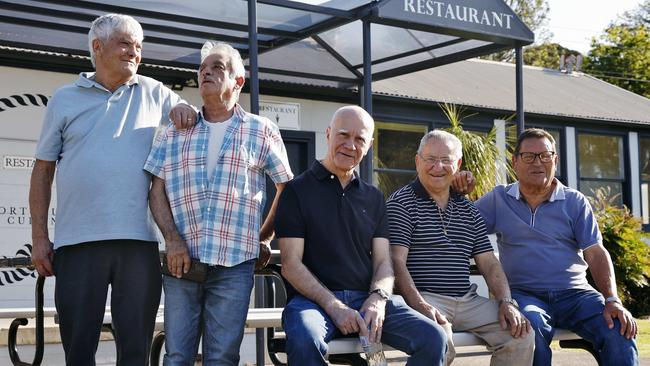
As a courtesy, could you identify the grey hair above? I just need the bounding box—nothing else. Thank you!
[200,41,246,79]
[88,14,143,68]
[417,130,463,159]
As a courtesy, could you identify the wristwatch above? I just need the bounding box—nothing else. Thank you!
[499,297,519,309]
[369,288,390,301]
[605,296,622,304]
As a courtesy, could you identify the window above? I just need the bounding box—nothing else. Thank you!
[373,122,428,198]
[578,133,624,206]
[639,136,650,224]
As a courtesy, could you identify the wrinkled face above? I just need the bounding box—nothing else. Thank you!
[94,31,141,81]
[513,137,557,190]
[198,51,242,104]
[416,139,461,194]
[325,113,373,174]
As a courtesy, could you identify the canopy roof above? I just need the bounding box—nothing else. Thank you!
[0,0,534,89]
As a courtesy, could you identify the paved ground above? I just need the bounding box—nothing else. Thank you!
[2,341,649,365]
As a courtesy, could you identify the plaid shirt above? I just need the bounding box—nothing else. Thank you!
[144,104,293,266]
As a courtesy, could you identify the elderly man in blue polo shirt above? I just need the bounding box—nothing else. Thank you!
[475,128,639,366]
[387,130,534,366]
[275,105,447,366]
[29,13,196,365]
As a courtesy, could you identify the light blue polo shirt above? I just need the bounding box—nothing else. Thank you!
[475,179,602,291]
[35,72,183,248]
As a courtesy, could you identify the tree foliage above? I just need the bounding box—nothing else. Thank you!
[484,0,550,62]
[584,24,650,98]
[584,1,650,98]
[588,188,650,316]
[522,42,580,69]
[440,103,515,201]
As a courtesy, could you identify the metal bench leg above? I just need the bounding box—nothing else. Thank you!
[8,275,45,366]
[150,331,165,366]
[559,339,602,366]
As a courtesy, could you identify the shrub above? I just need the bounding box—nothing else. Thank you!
[589,188,650,316]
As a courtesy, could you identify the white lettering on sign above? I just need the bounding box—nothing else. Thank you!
[3,155,36,170]
[403,0,513,29]
[259,101,301,130]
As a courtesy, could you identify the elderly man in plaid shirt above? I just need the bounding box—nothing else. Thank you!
[144,41,293,365]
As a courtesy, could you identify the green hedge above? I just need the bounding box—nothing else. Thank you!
[589,188,650,316]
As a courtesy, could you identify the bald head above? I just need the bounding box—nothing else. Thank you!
[323,105,374,177]
[330,105,375,131]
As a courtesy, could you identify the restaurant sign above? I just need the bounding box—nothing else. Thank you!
[378,0,534,42]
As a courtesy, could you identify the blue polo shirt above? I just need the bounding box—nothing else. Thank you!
[275,161,390,293]
[475,179,602,291]
[35,72,183,248]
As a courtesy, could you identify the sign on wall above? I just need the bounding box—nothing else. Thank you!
[260,100,301,130]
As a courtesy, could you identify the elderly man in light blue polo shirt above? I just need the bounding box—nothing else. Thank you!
[475,128,638,366]
[29,13,196,365]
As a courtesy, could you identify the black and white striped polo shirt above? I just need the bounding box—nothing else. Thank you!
[387,179,493,297]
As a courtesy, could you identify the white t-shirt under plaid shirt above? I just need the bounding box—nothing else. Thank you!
[144,104,293,267]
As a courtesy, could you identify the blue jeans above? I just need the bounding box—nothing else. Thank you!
[162,259,255,366]
[283,291,447,366]
[512,288,638,366]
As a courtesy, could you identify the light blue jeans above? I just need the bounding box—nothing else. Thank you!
[283,291,447,366]
[512,288,639,366]
[162,259,255,366]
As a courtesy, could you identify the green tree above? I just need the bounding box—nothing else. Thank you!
[584,24,650,98]
[484,0,551,62]
[523,42,580,69]
[440,103,515,201]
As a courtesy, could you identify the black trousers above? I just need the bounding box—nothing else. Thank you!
[54,240,162,366]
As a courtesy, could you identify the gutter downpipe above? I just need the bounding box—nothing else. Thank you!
[360,17,373,183]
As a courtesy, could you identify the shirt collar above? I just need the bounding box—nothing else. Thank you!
[506,178,566,201]
[311,160,359,186]
[198,103,245,127]
[76,72,139,90]
[409,177,457,202]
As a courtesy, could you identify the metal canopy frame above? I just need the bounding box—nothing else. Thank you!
[0,1,533,363]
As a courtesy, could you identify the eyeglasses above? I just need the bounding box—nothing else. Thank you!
[517,151,556,163]
[418,154,456,166]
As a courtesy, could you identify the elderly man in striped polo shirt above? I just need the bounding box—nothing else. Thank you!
[387,130,534,365]
[144,41,293,365]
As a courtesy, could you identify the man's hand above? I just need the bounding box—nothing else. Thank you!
[451,170,475,196]
[499,303,531,338]
[165,238,191,278]
[420,301,449,325]
[169,103,197,129]
[360,293,387,343]
[31,237,54,277]
[327,301,367,337]
[603,301,637,339]
[256,241,272,270]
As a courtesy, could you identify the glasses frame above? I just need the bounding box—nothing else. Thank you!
[517,151,556,164]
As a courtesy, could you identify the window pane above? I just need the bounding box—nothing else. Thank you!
[375,171,417,199]
[373,122,427,197]
[580,180,623,207]
[640,137,650,181]
[578,134,623,179]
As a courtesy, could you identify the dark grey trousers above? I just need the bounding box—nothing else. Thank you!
[54,240,162,366]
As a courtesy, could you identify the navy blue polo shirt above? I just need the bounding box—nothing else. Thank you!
[275,160,390,292]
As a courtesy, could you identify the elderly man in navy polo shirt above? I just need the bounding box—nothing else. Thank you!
[275,105,447,366]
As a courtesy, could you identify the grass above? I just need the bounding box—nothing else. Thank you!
[638,317,650,358]
[550,317,650,358]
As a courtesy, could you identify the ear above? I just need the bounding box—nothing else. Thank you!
[456,158,462,170]
[234,76,245,90]
[325,126,331,142]
[92,38,102,55]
